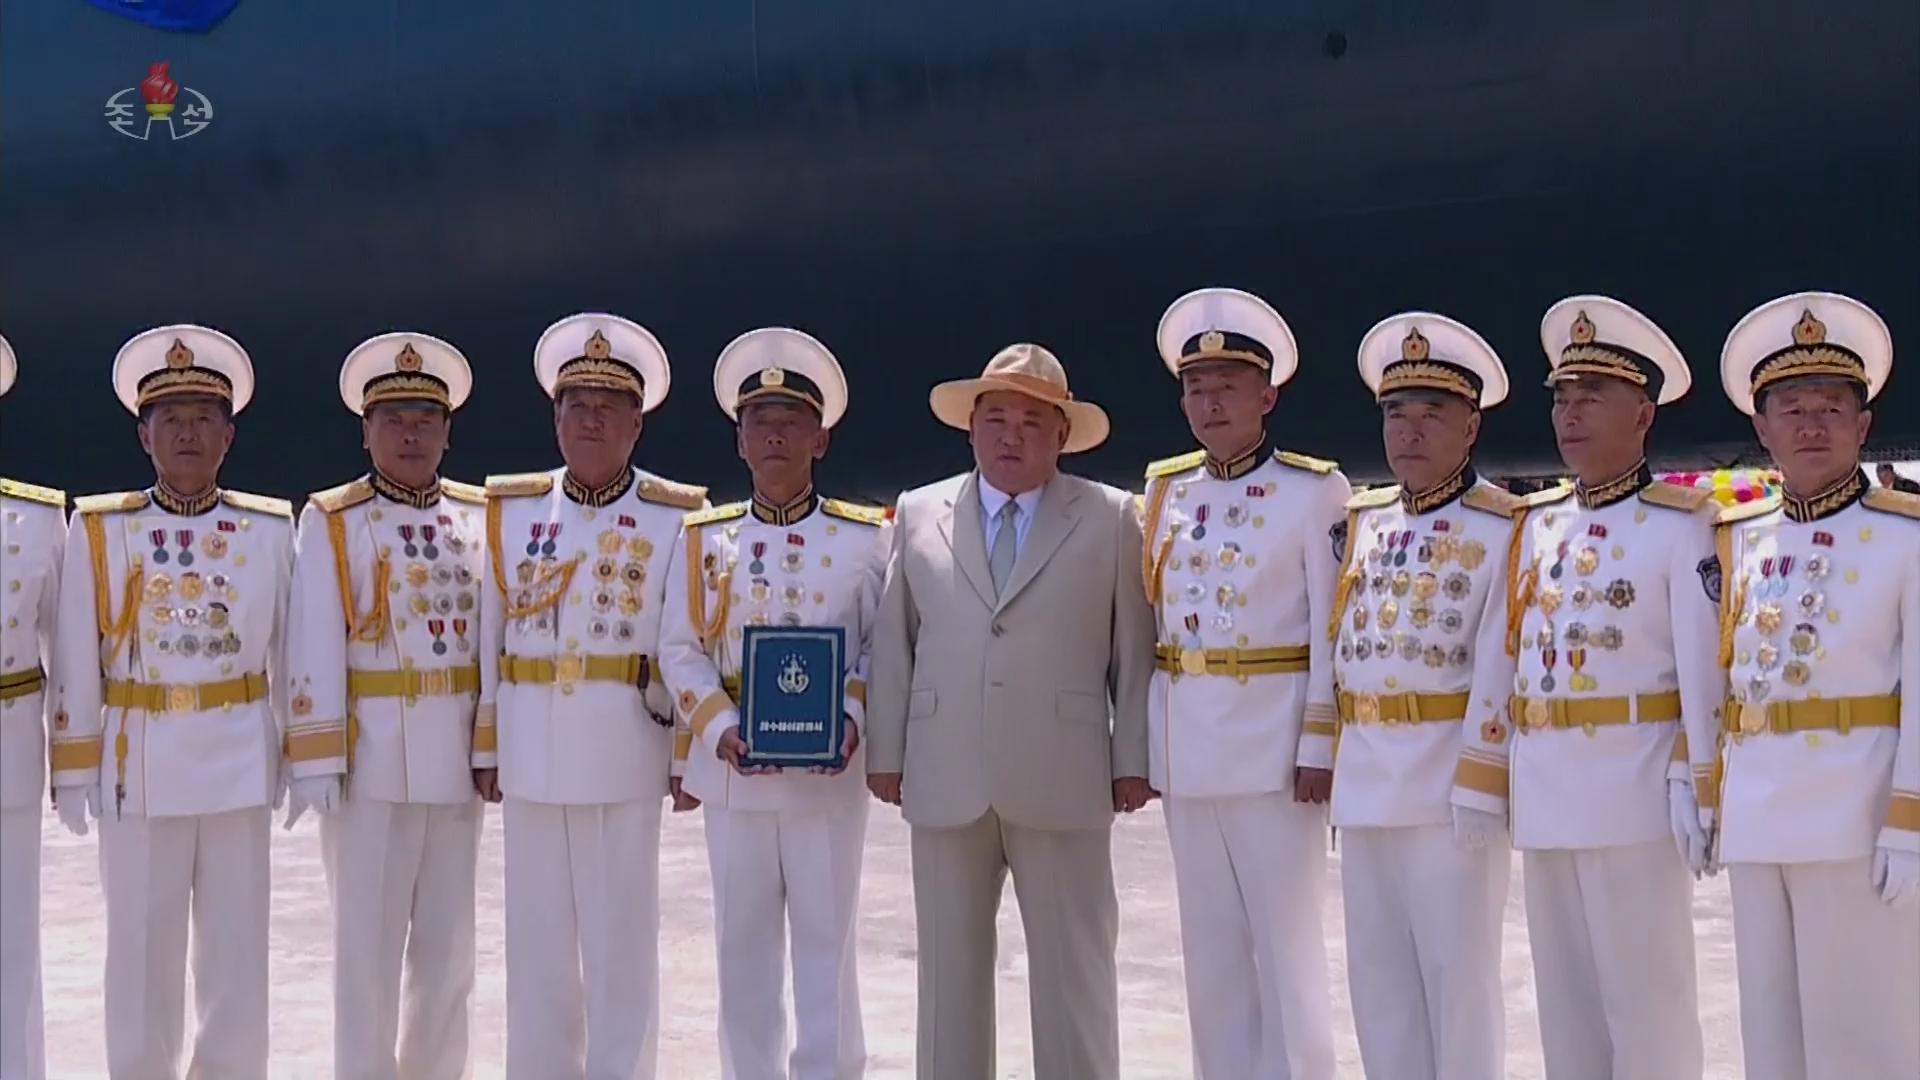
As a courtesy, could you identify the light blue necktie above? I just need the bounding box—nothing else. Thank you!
[988,500,1020,597]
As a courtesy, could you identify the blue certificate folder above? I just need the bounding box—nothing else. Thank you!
[738,625,846,769]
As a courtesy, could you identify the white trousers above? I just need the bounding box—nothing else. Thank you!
[0,808,44,1080]
[321,798,483,1080]
[1523,841,1703,1080]
[99,806,271,1080]
[1165,794,1335,1080]
[503,797,662,1080]
[1342,824,1509,1080]
[706,803,868,1080]
[1729,859,1920,1080]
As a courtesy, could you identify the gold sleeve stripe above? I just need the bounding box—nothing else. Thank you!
[1671,730,1689,763]
[1303,719,1338,738]
[689,690,733,737]
[673,730,693,762]
[284,727,347,764]
[1454,754,1509,799]
[846,678,867,706]
[1327,507,1362,643]
[49,738,103,773]
[1888,793,1920,833]
[471,718,497,755]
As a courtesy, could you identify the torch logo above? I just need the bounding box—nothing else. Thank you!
[104,62,213,141]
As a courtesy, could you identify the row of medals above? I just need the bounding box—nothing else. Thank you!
[390,524,476,655]
[1529,542,1638,694]
[1739,552,1837,713]
[718,537,826,629]
[514,527,654,642]
[1339,528,1487,668]
[144,569,242,658]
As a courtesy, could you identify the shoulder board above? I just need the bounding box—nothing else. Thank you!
[683,502,748,528]
[1462,485,1527,519]
[1862,487,1920,521]
[1144,450,1206,479]
[822,498,887,526]
[485,472,555,499]
[73,491,150,516]
[307,479,374,515]
[440,479,486,505]
[1345,486,1400,512]
[1523,484,1575,510]
[1638,481,1715,514]
[0,478,66,509]
[1274,450,1339,475]
[1713,495,1781,526]
[222,490,293,519]
[637,477,708,511]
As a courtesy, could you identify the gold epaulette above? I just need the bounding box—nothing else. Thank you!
[1145,450,1206,480]
[638,477,708,511]
[307,479,374,515]
[222,490,293,518]
[1862,487,1920,520]
[1714,496,1780,526]
[441,479,486,505]
[0,478,66,509]
[1345,486,1400,512]
[1524,483,1574,511]
[485,472,554,499]
[1275,450,1339,475]
[684,502,748,528]
[822,498,888,526]
[1639,481,1715,514]
[1462,484,1526,518]
[73,491,150,516]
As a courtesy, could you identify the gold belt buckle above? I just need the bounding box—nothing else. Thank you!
[1352,693,1381,724]
[1179,647,1208,677]
[1739,701,1767,736]
[556,655,585,694]
[421,669,448,697]
[1523,698,1552,731]
[167,685,195,713]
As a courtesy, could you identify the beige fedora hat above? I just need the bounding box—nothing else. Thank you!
[929,343,1110,454]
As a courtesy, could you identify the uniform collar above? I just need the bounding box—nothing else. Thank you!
[1204,434,1270,481]
[1400,461,1476,516]
[561,467,634,508]
[1574,460,1652,510]
[151,482,220,516]
[750,486,817,525]
[1782,468,1867,524]
[370,470,441,509]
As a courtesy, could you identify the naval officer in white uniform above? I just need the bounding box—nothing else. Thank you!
[49,325,293,1080]
[1329,313,1517,1080]
[1139,287,1344,1080]
[283,333,489,1080]
[1711,292,1920,1080]
[1450,297,1719,1080]
[477,313,708,1080]
[0,335,63,1080]
[660,327,889,1080]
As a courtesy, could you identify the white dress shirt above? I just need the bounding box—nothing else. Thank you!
[977,474,1043,560]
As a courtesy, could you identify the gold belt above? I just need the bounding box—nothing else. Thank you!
[1511,690,1681,734]
[499,652,652,690]
[1725,694,1900,737]
[0,667,44,702]
[348,664,479,703]
[1153,643,1310,679]
[1339,689,1469,726]
[105,671,268,714]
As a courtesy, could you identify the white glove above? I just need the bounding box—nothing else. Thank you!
[1668,780,1711,878]
[1872,847,1920,908]
[53,784,98,837]
[1452,805,1506,851]
[282,775,341,831]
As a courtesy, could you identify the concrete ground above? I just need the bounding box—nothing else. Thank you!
[37,803,1746,1079]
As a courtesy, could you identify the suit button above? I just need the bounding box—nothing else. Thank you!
[990,622,1004,636]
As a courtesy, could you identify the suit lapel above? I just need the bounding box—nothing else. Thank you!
[997,475,1083,610]
[937,472,997,609]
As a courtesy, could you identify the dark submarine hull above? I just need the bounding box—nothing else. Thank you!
[2,0,1915,501]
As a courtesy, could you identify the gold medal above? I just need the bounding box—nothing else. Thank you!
[1458,541,1486,571]
[597,529,623,554]
[1755,604,1783,636]
[1379,601,1400,629]
[1782,660,1810,686]
[1538,585,1563,616]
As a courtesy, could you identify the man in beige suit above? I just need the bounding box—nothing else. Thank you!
[866,344,1157,1080]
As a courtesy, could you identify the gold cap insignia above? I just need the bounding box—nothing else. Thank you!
[1569,311,1597,345]
[394,342,424,372]
[761,366,786,387]
[165,339,195,369]
[1793,309,1827,346]
[583,329,613,361]
[1401,327,1430,362]
[1199,330,1225,353]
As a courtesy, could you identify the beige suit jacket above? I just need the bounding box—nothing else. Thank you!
[867,470,1154,831]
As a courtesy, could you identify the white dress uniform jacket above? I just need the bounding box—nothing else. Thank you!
[1139,444,1347,1080]
[1329,470,1518,1080]
[1451,469,1718,1080]
[284,474,488,1080]
[478,466,705,1080]
[0,478,64,1080]
[659,493,888,1080]
[1712,477,1920,1080]
[50,486,293,1080]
